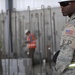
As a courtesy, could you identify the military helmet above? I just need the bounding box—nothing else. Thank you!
[59,0,75,3]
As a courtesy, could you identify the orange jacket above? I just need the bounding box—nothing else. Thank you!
[27,34,36,48]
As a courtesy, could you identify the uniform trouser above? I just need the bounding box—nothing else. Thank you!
[29,48,35,66]
[60,68,75,75]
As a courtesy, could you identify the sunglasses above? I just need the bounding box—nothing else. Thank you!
[59,2,70,7]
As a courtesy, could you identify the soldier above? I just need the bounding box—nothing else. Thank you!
[53,0,75,75]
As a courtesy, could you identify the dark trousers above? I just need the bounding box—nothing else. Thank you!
[29,48,35,66]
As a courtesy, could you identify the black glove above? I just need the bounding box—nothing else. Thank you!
[53,50,60,64]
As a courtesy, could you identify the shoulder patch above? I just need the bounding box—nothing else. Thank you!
[61,23,75,49]
[65,29,74,35]
[62,24,75,37]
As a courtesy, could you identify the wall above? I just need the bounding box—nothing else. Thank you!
[0,7,68,58]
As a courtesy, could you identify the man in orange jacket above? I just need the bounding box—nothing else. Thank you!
[24,29,36,66]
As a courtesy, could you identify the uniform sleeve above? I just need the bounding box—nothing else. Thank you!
[55,25,75,74]
[55,45,74,75]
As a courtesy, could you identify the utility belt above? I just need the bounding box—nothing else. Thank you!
[68,62,75,69]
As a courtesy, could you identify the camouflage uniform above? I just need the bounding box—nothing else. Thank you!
[53,14,75,75]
